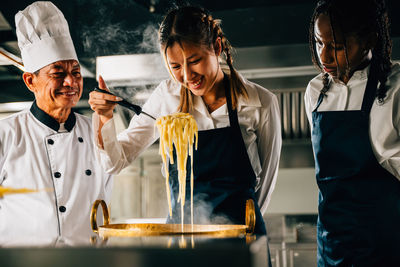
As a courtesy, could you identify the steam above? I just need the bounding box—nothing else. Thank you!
[78,2,163,107]
[112,85,155,105]
[77,0,160,58]
[181,193,235,225]
[136,24,160,54]
[81,22,159,57]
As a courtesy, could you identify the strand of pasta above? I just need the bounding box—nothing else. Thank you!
[0,186,51,197]
[156,113,198,231]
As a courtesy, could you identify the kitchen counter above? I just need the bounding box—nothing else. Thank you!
[0,235,270,267]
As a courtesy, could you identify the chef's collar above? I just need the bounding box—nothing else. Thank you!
[351,64,370,81]
[329,64,370,85]
[30,101,76,132]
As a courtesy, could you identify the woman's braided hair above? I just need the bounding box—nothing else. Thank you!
[158,5,248,112]
[309,0,392,103]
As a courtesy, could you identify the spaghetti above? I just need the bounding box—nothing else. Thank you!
[156,113,198,230]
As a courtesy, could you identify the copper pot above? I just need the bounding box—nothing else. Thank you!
[90,199,256,238]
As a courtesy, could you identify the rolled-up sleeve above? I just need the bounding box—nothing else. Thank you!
[92,84,167,175]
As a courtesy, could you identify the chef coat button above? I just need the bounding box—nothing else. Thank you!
[59,206,66,213]
[54,172,61,178]
[47,139,54,145]
[78,137,84,143]
[85,169,92,176]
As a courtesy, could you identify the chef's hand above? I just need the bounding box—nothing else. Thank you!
[89,75,121,124]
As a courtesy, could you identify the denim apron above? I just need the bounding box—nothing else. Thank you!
[312,68,400,266]
[167,76,266,235]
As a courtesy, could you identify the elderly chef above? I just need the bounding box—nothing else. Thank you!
[0,1,112,245]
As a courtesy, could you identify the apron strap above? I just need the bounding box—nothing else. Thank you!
[361,62,379,113]
[313,76,331,112]
[313,62,379,114]
[313,92,326,113]
[223,73,239,129]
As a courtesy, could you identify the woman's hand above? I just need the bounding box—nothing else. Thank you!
[89,75,121,124]
[89,75,121,148]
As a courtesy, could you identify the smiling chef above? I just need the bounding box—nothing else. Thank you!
[0,1,112,245]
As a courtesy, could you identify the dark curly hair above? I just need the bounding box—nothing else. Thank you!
[309,0,393,103]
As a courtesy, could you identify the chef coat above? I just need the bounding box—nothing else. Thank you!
[305,63,400,180]
[0,102,113,245]
[94,73,282,214]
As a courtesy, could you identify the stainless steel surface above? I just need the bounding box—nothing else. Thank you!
[282,93,291,139]
[291,92,300,138]
[0,236,270,267]
[275,88,310,140]
[0,215,320,267]
[267,215,317,267]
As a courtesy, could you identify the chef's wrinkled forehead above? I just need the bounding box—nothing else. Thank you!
[15,1,78,73]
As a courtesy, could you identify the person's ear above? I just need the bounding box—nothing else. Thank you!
[214,37,222,56]
[22,72,36,93]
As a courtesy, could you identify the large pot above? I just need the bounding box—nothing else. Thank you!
[90,199,256,238]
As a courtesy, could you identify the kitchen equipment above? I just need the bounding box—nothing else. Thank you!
[93,87,156,120]
[91,199,256,238]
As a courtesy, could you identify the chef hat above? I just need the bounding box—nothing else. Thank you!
[15,1,78,73]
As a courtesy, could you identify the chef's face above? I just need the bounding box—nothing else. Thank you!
[165,40,221,96]
[314,13,373,83]
[24,60,83,111]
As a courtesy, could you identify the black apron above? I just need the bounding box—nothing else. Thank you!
[167,76,266,235]
[311,67,400,266]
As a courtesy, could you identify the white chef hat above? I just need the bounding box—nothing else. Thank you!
[15,1,78,73]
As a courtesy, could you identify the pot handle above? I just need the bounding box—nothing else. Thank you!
[90,199,110,233]
[245,199,256,234]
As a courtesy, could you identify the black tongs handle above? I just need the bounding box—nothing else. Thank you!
[93,87,156,120]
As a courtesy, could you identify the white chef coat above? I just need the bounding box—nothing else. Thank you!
[93,73,282,215]
[0,102,113,245]
[305,63,400,180]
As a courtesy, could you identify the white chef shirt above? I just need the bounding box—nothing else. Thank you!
[305,63,400,180]
[0,103,113,245]
[93,74,282,214]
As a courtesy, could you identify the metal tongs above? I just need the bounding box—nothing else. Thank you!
[94,87,156,120]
